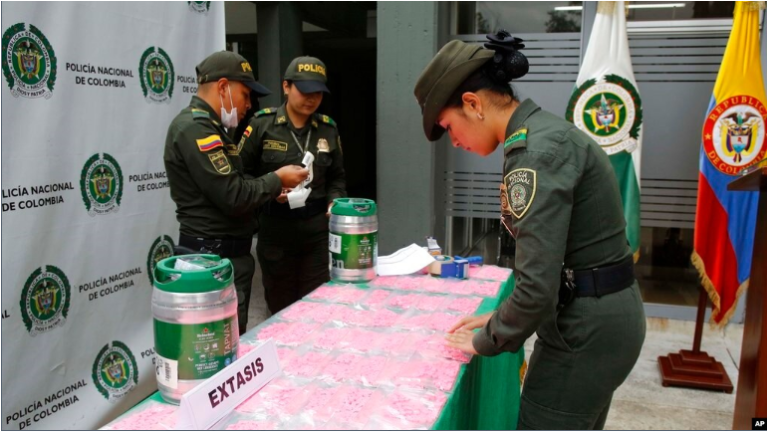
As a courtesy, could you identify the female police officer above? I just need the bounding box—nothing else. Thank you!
[241,56,346,315]
[415,32,646,430]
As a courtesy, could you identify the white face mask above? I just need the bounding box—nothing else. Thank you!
[219,84,238,129]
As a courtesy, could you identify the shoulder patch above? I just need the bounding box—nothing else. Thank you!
[191,108,210,119]
[504,168,536,219]
[208,150,231,174]
[255,108,278,118]
[504,127,528,154]
[196,134,224,152]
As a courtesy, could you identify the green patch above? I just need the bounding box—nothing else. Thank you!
[504,128,528,149]
[191,108,210,119]
[255,107,277,117]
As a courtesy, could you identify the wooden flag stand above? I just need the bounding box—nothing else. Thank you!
[657,289,734,393]
[727,166,766,429]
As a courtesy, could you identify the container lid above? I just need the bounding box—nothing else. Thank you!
[153,254,233,293]
[331,198,377,217]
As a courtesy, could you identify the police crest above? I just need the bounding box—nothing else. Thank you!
[92,341,138,402]
[20,265,71,336]
[505,168,536,219]
[2,23,57,99]
[81,153,124,216]
[139,46,174,103]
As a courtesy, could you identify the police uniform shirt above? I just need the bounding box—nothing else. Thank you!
[164,96,282,238]
[473,98,632,356]
[240,103,347,204]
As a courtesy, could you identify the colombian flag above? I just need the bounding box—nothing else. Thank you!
[693,1,766,325]
[196,135,223,152]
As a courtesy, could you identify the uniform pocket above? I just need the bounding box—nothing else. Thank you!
[261,150,287,164]
[314,152,332,166]
[519,395,600,430]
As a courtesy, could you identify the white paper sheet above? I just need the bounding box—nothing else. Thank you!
[376,243,436,276]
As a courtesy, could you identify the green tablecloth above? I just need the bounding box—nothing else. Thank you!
[432,275,523,430]
[109,273,523,430]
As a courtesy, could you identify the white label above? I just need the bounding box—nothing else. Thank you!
[329,233,342,254]
[155,354,178,389]
[175,339,281,430]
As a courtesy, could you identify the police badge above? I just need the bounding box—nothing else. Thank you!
[505,168,536,219]
[317,138,330,153]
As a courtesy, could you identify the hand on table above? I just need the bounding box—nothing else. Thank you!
[447,312,493,333]
[445,329,479,355]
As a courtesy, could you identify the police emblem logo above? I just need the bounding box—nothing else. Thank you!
[568,75,642,155]
[317,138,330,153]
[138,46,174,103]
[505,168,536,219]
[2,23,57,99]
[702,96,766,175]
[20,265,71,336]
[147,235,174,284]
[208,150,231,174]
[188,1,211,14]
[80,153,124,216]
[92,341,138,402]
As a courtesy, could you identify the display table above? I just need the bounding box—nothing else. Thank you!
[102,266,524,430]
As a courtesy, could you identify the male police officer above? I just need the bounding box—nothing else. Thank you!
[240,56,347,314]
[164,51,308,334]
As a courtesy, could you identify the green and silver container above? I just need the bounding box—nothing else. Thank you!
[329,198,378,282]
[151,255,239,404]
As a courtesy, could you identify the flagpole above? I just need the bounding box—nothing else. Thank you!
[691,288,707,354]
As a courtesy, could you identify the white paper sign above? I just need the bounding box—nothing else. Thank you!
[175,339,281,430]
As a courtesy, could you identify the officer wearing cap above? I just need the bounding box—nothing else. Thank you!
[240,56,346,314]
[417,34,646,429]
[164,50,309,335]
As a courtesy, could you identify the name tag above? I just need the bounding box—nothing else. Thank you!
[263,140,288,151]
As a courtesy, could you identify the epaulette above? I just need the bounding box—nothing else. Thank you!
[254,107,278,118]
[191,108,210,119]
[315,113,337,128]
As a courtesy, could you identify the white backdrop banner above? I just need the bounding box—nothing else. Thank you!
[1,2,225,429]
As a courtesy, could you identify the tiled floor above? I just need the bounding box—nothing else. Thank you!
[246,247,744,430]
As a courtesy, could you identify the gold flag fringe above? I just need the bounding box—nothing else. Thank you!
[690,251,749,327]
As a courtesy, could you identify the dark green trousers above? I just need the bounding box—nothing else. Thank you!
[256,212,330,314]
[229,254,256,336]
[517,282,646,430]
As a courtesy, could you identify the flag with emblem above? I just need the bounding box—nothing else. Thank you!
[566,1,643,261]
[692,1,765,325]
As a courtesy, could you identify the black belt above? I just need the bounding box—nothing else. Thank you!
[263,199,327,220]
[558,256,635,309]
[178,234,252,258]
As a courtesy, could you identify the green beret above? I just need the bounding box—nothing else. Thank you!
[414,40,494,141]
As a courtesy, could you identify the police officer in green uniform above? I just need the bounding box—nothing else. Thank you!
[415,33,646,430]
[164,51,309,335]
[241,56,346,314]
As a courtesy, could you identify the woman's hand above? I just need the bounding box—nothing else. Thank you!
[445,329,479,355]
[447,312,493,333]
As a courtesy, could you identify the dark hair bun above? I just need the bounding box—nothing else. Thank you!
[483,30,528,82]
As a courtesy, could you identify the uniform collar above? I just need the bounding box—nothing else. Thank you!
[190,95,223,124]
[275,103,319,129]
[505,99,540,137]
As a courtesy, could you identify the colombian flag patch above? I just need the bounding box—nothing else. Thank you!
[196,135,223,152]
